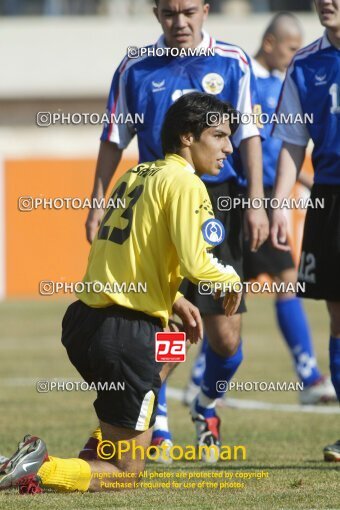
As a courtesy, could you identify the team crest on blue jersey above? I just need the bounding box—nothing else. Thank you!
[202,73,224,95]
[201,219,225,246]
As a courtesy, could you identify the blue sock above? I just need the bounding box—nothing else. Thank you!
[275,297,322,386]
[200,342,243,403]
[156,382,167,416]
[152,382,172,441]
[330,337,340,402]
[191,334,208,386]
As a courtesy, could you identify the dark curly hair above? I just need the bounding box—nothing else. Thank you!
[161,92,239,155]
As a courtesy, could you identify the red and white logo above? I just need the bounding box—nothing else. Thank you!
[155,332,186,362]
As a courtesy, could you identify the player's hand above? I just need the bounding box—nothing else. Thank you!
[223,290,242,316]
[85,207,104,244]
[172,296,203,344]
[168,317,182,333]
[270,209,291,252]
[215,288,242,316]
[244,206,269,252]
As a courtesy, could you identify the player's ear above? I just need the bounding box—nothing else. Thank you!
[153,6,160,23]
[263,33,275,54]
[203,2,210,20]
[179,133,194,147]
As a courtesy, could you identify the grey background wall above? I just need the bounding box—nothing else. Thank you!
[1,13,322,157]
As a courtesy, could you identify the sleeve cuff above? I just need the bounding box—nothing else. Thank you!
[174,291,184,303]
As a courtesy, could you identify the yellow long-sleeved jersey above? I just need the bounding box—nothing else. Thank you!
[77,153,240,326]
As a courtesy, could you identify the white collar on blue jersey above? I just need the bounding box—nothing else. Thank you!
[321,30,340,50]
[251,57,285,81]
[251,58,270,78]
[155,30,214,50]
[321,31,332,49]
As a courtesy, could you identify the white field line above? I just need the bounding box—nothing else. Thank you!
[166,387,340,415]
[1,379,339,414]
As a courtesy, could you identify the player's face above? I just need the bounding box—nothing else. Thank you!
[154,0,209,49]
[266,33,302,72]
[315,0,340,30]
[190,121,233,176]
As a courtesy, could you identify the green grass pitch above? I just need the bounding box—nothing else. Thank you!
[0,297,339,509]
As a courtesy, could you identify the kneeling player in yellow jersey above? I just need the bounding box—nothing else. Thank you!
[0,92,241,493]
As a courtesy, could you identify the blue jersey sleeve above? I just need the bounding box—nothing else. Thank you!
[100,57,136,148]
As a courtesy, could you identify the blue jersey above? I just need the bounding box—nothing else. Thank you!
[101,31,260,184]
[234,59,283,188]
[273,32,340,185]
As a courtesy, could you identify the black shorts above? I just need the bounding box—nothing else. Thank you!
[181,179,246,314]
[297,184,340,301]
[61,300,163,431]
[243,187,295,280]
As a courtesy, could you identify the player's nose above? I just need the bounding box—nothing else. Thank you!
[173,13,187,29]
[223,137,233,156]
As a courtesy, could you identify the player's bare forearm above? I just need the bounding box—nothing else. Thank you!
[271,142,306,251]
[240,136,269,251]
[297,169,313,190]
[240,136,264,199]
[85,141,123,243]
[91,141,123,200]
[273,142,306,201]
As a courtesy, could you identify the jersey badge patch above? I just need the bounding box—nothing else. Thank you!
[202,73,224,95]
[201,219,225,246]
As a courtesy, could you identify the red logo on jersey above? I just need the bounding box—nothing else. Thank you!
[155,332,186,362]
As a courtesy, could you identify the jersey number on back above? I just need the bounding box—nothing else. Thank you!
[329,83,340,114]
[98,181,144,245]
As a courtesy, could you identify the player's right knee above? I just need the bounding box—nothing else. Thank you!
[209,331,241,357]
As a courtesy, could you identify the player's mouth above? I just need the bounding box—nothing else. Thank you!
[217,158,225,169]
[173,33,191,42]
[320,8,335,19]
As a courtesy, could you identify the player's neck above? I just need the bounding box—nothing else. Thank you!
[326,28,340,49]
[176,149,197,174]
[254,51,272,72]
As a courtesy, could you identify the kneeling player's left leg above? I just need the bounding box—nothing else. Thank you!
[40,421,153,492]
[150,325,191,463]
[0,426,154,493]
[63,302,164,478]
[80,355,182,463]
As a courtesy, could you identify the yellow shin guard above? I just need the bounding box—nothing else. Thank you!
[37,456,92,492]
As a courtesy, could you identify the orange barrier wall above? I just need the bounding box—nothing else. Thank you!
[4,156,312,297]
[5,158,137,297]
[290,156,314,266]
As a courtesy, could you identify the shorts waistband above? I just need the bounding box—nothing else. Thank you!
[79,300,163,328]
